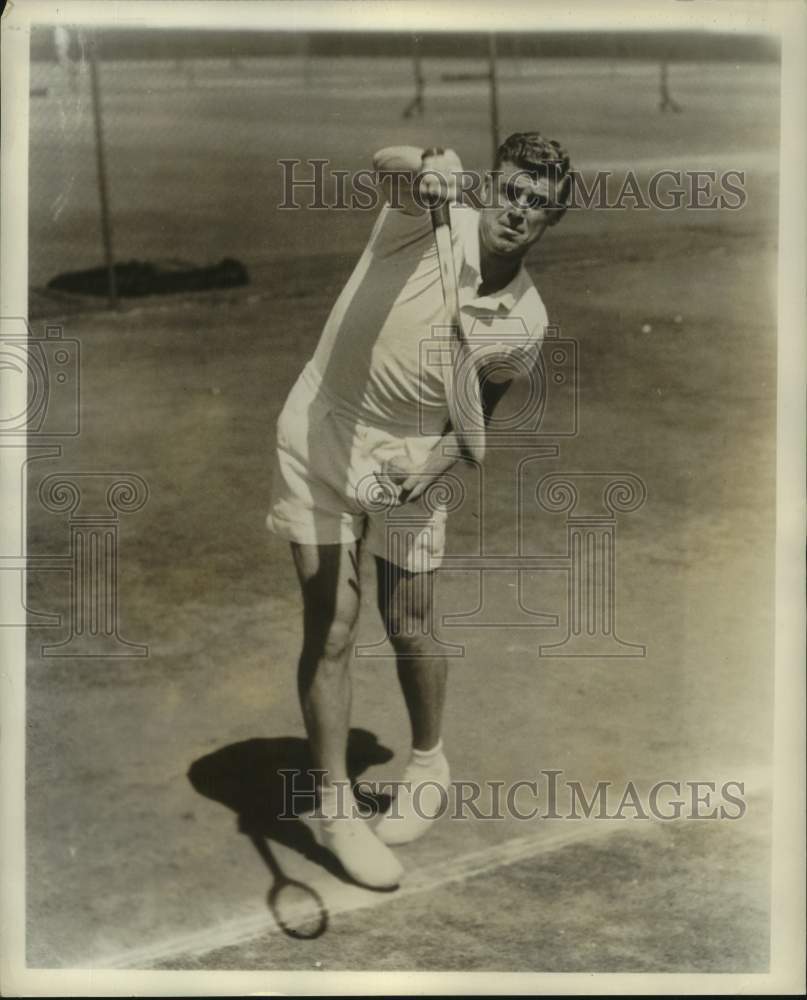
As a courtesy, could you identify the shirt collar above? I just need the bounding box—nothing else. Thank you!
[461,259,529,315]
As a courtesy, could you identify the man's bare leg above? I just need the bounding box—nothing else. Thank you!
[374,557,451,845]
[291,541,403,888]
[292,541,361,787]
[374,557,447,749]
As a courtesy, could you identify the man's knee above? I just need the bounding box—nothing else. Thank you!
[304,616,358,664]
[324,618,358,661]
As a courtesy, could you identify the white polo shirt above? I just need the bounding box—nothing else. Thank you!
[310,202,548,435]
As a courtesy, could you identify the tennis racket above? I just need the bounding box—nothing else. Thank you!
[429,200,486,464]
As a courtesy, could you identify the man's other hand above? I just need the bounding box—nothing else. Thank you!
[374,459,432,506]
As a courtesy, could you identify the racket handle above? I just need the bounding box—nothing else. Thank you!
[429,201,451,229]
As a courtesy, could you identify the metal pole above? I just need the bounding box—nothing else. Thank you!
[302,32,311,88]
[488,33,500,167]
[402,33,425,119]
[87,34,117,308]
[413,38,423,109]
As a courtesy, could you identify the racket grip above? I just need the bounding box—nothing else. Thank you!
[429,202,451,229]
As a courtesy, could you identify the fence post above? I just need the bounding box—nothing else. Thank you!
[86,32,117,308]
[488,33,500,167]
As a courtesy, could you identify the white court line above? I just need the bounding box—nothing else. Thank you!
[90,771,770,970]
[93,818,650,970]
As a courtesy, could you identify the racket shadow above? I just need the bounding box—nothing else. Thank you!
[250,832,329,940]
[188,727,394,938]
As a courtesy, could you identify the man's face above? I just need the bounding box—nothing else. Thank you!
[479,160,558,259]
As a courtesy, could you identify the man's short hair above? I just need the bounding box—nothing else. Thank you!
[494,131,573,224]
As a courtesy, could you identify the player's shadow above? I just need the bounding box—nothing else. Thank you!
[188,728,394,898]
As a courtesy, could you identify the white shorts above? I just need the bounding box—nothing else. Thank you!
[267,363,449,573]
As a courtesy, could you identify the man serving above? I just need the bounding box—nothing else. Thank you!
[267,132,573,889]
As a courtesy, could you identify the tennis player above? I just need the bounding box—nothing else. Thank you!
[267,133,573,889]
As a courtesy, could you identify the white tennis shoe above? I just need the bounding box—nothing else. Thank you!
[308,811,403,890]
[375,753,451,846]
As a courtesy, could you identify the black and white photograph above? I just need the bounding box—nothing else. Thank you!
[1,0,804,995]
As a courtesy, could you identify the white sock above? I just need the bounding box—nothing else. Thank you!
[318,781,354,821]
[408,740,448,776]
